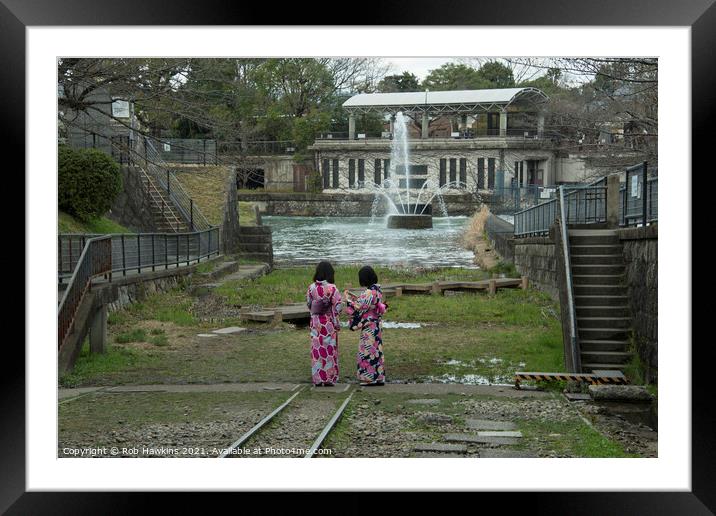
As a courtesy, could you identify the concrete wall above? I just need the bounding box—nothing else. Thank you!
[619,224,658,382]
[485,214,515,263]
[513,233,559,300]
[108,166,160,232]
[238,192,478,217]
[221,170,241,255]
[238,225,273,265]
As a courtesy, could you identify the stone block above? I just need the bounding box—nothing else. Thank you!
[413,443,467,454]
[588,385,654,402]
[465,419,517,431]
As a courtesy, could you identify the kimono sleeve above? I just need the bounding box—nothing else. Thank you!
[331,286,343,314]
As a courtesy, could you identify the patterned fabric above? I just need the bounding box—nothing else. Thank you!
[306,280,343,385]
[346,284,385,384]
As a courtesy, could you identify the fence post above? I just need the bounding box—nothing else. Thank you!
[606,174,621,228]
[641,161,648,226]
[121,234,126,277]
[190,199,194,231]
[137,234,141,273]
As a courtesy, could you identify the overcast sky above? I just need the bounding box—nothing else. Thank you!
[383,58,458,80]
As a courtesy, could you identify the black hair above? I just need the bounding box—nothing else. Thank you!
[358,265,378,287]
[313,261,335,284]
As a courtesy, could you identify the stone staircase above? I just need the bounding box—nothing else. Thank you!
[139,169,189,232]
[570,228,633,373]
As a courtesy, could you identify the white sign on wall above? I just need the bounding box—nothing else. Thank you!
[631,179,640,198]
[111,99,130,118]
[163,143,171,152]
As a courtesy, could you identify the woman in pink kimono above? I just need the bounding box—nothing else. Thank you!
[344,266,387,386]
[306,261,343,386]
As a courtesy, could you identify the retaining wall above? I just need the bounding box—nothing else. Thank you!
[513,232,559,300]
[108,166,159,232]
[238,225,273,265]
[619,224,658,382]
[237,192,478,217]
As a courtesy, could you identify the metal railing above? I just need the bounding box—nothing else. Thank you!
[619,162,658,226]
[58,236,113,350]
[58,227,220,282]
[514,178,607,237]
[558,186,581,372]
[135,135,212,231]
[219,140,297,156]
[491,184,558,214]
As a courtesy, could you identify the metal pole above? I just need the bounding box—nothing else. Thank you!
[641,161,648,226]
[559,186,580,372]
[186,234,190,265]
[121,234,126,276]
[190,199,194,231]
[137,234,141,274]
[165,234,168,270]
[152,234,155,272]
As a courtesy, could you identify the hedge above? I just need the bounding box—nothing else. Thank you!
[58,146,123,222]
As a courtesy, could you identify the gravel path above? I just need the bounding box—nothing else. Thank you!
[233,398,342,458]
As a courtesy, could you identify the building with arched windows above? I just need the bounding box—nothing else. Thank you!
[310,87,599,197]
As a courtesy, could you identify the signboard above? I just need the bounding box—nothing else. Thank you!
[112,99,130,118]
[631,179,639,198]
[163,143,171,152]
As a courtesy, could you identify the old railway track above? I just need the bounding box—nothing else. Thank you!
[218,386,354,458]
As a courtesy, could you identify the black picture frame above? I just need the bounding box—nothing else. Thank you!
[6,0,707,512]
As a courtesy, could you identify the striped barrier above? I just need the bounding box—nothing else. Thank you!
[514,371,628,388]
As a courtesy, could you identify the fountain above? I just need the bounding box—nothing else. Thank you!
[363,112,462,229]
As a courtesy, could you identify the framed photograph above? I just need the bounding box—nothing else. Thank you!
[8,0,707,512]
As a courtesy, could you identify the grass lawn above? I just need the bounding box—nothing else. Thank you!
[58,211,131,234]
[61,266,565,387]
[172,166,230,226]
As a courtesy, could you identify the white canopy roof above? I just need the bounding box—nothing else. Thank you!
[343,87,548,115]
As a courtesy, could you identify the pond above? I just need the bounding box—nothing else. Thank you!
[262,216,477,268]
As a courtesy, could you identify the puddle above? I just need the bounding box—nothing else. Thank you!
[424,374,513,385]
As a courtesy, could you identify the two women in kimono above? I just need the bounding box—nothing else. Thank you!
[307,262,386,387]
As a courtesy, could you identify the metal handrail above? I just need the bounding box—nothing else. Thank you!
[58,227,221,280]
[58,235,112,350]
[514,177,607,237]
[135,135,212,231]
[558,186,581,373]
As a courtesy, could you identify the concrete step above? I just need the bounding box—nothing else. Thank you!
[568,229,618,236]
[239,242,273,253]
[580,351,633,364]
[580,340,630,352]
[570,245,623,256]
[196,260,239,281]
[574,285,627,296]
[572,274,624,286]
[578,327,630,340]
[578,317,632,329]
[239,226,273,236]
[574,295,629,307]
[238,234,271,244]
[570,254,625,266]
[569,234,620,246]
[581,363,628,373]
[571,264,625,275]
[239,252,273,262]
[576,306,630,318]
